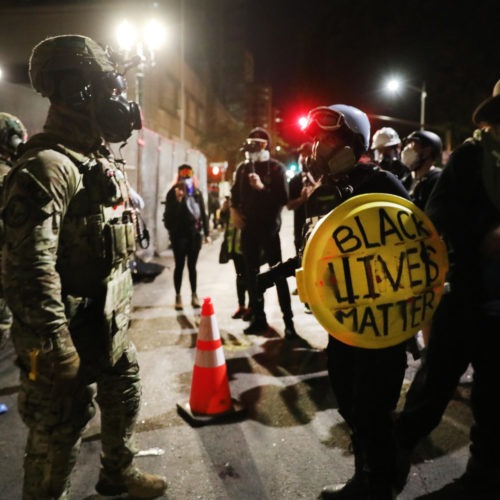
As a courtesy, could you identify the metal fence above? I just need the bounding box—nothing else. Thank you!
[0,81,208,257]
[120,128,207,257]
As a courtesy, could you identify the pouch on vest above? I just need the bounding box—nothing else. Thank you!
[103,268,133,366]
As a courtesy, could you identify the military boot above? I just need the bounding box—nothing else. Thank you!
[95,466,167,498]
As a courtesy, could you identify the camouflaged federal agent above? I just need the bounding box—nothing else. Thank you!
[0,112,26,350]
[1,35,167,499]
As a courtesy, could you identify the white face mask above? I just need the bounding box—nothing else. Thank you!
[247,150,270,162]
[401,144,419,170]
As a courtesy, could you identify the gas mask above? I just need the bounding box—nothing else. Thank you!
[241,138,270,163]
[401,144,422,171]
[374,147,398,165]
[312,140,356,178]
[92,72,142,143]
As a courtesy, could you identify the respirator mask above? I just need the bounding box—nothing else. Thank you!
[401,144,422,171]
[311,140,356,179]
[92,72,142,143]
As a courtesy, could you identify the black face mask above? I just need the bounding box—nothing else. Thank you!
[92,72,142,143]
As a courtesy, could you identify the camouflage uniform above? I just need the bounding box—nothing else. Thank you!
[0,112,27,350]
[0,156,13,349]
[2,35,165,500]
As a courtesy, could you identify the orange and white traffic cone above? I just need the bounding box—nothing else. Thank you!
[177,297,244,426]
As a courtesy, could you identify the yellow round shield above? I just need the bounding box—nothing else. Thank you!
[296,193,448,348]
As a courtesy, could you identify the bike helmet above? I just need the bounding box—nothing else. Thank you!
[404,130,442,159]
[303,104,371,152]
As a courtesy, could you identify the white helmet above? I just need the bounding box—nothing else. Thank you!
[371,127,401,150]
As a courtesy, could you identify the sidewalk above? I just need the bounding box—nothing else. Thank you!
[0,210,473,499]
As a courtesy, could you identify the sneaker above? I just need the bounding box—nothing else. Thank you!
[244,320,269,335]
[96,467,167,498]
[284,323,300,340]
[191,293,200,308]
[242,307,253,321]
[232,306,246,319]
[320,474,368,499]
[175,294,183,311]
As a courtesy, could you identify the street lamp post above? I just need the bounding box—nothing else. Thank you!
[116,19,166,192]
[385,77,427,130]
[179,0,186,143]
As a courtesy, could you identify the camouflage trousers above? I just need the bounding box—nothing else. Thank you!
[12,296,142,500]
[0,297,12,350]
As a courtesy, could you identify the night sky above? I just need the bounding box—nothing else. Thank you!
[229,0,500,148]
[2,0,499,150]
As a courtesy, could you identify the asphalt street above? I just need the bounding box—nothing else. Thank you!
[0,209,474,499]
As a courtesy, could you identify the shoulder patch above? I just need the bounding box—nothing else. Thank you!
[3,195,31,227]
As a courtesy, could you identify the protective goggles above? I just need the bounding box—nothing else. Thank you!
[302,107,344,135]
[241,138,268,153]
[178,167,194,178]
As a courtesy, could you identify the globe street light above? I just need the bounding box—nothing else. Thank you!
[116,19,167,105]
[384,77,427,130]
[115,18,166,192]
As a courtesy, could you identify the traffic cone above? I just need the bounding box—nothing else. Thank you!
[177,297,244,426]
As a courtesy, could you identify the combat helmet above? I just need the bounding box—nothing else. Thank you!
[29,34,115,102]
[0,112,27,158]
[29,34,142,143]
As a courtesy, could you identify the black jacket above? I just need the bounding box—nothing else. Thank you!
[163,183,209,239]
[426,139,500,301]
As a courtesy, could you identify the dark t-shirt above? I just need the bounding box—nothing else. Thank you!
[410,167,441,211]
[230,158,289,234]
[163,184,209,239]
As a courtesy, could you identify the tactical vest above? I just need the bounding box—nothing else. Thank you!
[13,142,136,299]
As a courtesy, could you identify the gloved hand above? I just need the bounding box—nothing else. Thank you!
[37,331,82,423]
[50,349,85,423]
